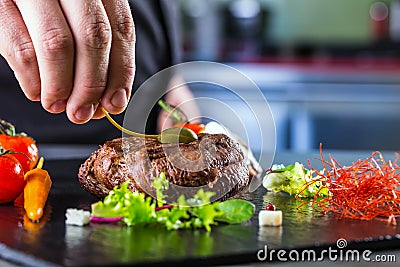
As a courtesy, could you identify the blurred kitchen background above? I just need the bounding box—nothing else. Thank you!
[178,0,400,154]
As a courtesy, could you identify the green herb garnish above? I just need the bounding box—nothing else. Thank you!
[91,173,255,231]
[262,162,328,197]
[215,199,255,224]
[152,172,169,207]
[157,100,187,125]
[91,183,156,226]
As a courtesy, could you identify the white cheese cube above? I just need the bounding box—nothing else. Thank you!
[65,208,91,226]
[259,210,282,226]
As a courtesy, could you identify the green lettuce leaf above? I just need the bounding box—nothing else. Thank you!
[91,173,255,231]
[262,162,328,198]
[215,199,255,224]
[91,182,156,226]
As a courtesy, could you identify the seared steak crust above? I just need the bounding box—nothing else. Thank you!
[78,133,250,201]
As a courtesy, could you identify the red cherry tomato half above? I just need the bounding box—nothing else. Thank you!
[0,134,39,173]
[0,153,25,204]
[175,123,205,135]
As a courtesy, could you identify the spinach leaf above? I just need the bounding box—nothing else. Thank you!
[215,199,255,224]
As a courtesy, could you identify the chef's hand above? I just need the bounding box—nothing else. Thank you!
[0,0,135,124]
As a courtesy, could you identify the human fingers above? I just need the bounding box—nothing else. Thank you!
[0,1,40,101]
[98,0,135,117]
[60,0,112,124]
[15,0,74,113]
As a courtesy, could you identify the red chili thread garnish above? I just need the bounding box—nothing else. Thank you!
[297,144,400,226]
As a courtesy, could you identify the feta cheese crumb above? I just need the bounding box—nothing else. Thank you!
[65,208,91,226]
[259,210,282,226]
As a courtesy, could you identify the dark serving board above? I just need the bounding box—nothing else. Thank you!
[0,151,399,267]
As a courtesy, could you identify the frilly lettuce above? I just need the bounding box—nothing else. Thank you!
[90,173,255,231]
[262,162,328,198]
[91,183,156,226]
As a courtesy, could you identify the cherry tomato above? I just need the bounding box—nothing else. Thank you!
[0,153,25,204]
[174,123,205,135]
[0,134,39,173]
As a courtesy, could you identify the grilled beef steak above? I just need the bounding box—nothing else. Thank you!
[78,133,251,202]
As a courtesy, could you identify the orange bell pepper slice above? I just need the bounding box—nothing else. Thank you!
[24,157,52,222]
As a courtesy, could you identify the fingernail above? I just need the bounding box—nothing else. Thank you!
[49,100,67,113]
[34,93,41,101]
[74,105,94,122]
[110,89,128,109]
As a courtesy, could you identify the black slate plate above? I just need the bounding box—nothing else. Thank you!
[0,157,399,267]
